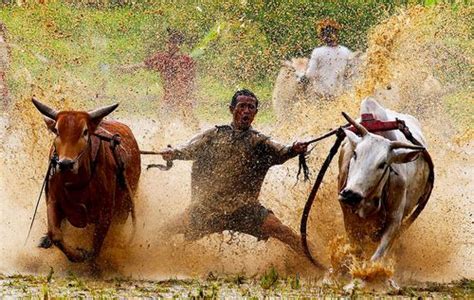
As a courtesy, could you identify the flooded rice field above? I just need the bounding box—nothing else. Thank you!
[1,273,473,298]
[0,3,473,298]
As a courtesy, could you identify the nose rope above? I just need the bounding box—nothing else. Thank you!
[24,154,57,245]
[363,163,392,203]
[58,137,97,189]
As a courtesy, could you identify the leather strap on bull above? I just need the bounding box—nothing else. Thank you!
[396,119,435,233]
[299,113,435,266]
[94,130,137,228]
[94,132,126,186]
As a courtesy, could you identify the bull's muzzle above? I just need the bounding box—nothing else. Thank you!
[58,159,75,172]
[339,189,363,206]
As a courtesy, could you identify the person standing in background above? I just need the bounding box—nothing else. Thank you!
[120,28,199,128]
[302,19,353,100]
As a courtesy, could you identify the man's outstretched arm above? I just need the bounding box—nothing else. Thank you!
[116,62,146,73]
[161,128,216,161]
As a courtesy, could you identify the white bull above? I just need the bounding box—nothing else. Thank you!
[338,97,432,261]
[271,57,309,120]
[272,52,365,121]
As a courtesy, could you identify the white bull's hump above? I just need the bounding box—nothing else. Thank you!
[359,97,427,147]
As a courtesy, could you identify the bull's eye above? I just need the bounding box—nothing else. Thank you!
[353,151,357,160]
[51,127,58,136]
[378,162,386,169]
[83,129,88,137]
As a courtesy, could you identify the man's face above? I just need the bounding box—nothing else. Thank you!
[230,95,258,130]
[321,27,338,45]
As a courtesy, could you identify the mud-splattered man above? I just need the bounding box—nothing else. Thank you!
[160,89,324,268]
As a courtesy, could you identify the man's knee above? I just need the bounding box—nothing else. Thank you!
[261,213,288,236]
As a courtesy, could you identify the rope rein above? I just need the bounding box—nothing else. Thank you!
[140,145,174,171]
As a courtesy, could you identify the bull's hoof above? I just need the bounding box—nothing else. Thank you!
[38,235,53,249]
[77,248,94,262]
[343,279,366,294]
[66,248,94,263]
[89,261,102,278]
[388,278,401,291]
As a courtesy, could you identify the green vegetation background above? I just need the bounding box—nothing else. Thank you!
[0,0,468,121]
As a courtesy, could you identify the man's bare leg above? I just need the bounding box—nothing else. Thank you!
[261,213,326,270]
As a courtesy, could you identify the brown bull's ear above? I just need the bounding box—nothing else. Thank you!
[88,103,119,128]
[32,97,58,120]
[43,116,56,133]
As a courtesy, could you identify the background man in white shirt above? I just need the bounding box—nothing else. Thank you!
[303,19,353,99]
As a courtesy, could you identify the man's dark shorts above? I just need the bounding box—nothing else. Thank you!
[185,203,273,241]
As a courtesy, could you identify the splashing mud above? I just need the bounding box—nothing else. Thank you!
[271,4,473,284]
[0,4,472,288]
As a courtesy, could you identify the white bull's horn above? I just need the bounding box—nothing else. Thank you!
[88,103,119,121]
[32,98,58,120]
[342,111,368,136]
[390,141,425,150]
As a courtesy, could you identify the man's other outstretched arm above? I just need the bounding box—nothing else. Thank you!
[161,128,216,161]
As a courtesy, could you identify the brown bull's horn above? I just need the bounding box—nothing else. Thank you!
[341,111,368,136]
[88,103,119,121]
[32,98,58,120]
[390,141,425,150]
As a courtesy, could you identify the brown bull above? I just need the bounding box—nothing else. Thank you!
[32,98,141,263]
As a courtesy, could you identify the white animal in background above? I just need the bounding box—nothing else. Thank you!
[271,57,308,120]
[272,52,365,121]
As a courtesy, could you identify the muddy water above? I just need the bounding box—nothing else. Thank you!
[0,5,472,284]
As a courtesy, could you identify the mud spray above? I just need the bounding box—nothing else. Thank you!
[0,5,472,285]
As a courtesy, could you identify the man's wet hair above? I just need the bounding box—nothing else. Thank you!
[320,26,338,37]
[230,89,259,108]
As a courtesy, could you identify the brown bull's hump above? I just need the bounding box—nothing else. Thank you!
[98,120,141,188]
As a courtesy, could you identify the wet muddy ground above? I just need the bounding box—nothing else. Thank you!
[1,273,472,298]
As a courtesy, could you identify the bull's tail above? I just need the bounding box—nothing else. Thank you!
[401,151,434,233]
[123,176,137,244]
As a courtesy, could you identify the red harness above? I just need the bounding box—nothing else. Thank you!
[347,113,399,134]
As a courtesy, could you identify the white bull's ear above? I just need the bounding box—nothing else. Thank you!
[390,148,423,164]
[43,116,56,133]
[343,128,361,147]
